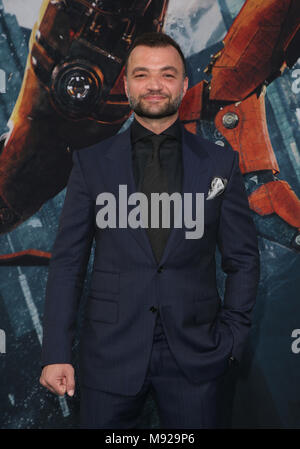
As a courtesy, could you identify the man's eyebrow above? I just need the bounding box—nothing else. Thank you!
[131,66,179,74]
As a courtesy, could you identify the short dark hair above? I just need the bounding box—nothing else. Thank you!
[124,32,187,78]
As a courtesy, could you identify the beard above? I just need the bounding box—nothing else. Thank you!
[127,87,184,119]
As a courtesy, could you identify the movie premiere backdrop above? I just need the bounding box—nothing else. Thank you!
[0,0,299,429]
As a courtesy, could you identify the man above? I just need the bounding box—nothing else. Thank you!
[40,32,260,428]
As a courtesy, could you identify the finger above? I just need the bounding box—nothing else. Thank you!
[43,381,59,395]
[45,378,66,396]
[55,375,67,394]
[39,376,53,392]
[66,374,75,397]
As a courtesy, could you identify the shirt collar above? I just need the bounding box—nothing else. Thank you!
[130,115,182,144]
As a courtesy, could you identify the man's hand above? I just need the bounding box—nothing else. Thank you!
[40,364,75,397]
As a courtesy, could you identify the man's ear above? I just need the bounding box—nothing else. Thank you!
[123,75,128,98]
[183,76,189,96]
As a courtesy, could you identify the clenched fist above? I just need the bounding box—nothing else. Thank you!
[40,364,75,397]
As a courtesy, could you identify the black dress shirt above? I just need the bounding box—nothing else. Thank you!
[130,116,183,196]
[130,116,183,328]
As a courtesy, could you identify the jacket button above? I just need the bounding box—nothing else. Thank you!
[149,306,158,313]
[157,265,164,273]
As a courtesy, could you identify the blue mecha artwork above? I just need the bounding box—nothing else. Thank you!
[0,0,300,429]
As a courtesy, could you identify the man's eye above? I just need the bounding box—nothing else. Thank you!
[135,74,145,78]
[164,74,174,78]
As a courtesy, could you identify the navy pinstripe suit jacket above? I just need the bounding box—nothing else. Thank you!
[41,121,260,395]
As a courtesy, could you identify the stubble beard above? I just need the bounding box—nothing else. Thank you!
[127,87,184,119]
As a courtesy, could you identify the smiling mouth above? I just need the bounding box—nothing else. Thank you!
[143,95,167,102]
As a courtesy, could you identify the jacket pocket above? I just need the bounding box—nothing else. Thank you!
[90,269,120,295]
[85,297,118,324]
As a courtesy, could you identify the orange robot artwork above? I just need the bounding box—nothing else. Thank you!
[0,0,299,267]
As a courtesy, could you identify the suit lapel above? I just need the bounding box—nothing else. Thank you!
[103,121,215,265]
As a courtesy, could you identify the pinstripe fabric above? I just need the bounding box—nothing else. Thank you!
[79,313,222,429]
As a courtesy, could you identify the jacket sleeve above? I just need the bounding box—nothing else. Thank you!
[217,150,260,362]
[41,149,95,366]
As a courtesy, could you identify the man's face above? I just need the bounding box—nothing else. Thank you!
[124,45,188,119]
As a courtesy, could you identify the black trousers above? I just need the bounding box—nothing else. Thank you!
[79,313,224,429]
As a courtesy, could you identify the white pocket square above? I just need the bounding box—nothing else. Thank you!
[206,176,228,200]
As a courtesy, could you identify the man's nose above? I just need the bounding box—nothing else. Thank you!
[145,75,163,90]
